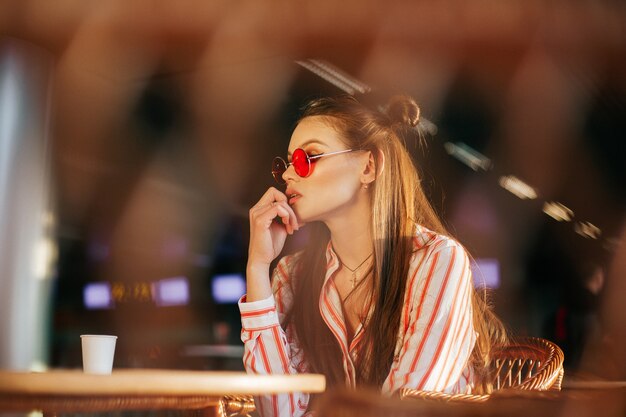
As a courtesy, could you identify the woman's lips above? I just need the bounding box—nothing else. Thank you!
[288,194,301,205]
[285,188,301,205]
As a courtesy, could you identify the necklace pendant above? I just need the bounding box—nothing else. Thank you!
[341,252,373,290]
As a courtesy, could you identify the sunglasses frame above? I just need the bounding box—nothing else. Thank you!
[272,148,356,184]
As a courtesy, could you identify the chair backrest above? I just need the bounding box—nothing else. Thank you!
[491,337,564,391]
[218,395,255,417]
[401,337,564,403]
[218,338,564,413]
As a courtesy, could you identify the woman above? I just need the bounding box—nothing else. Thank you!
[239,94,506,417]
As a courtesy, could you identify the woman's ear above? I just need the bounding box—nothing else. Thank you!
[362,149,384,185]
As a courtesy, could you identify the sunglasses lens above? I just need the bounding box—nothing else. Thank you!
[292,148,310,177]
[272,157,287,183]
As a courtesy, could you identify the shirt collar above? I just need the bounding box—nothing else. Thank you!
[324,241,341,285]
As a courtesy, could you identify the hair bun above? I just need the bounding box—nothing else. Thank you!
[385,95,420,128]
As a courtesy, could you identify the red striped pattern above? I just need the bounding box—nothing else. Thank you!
[239,225,477,417]
[241,307,276,317]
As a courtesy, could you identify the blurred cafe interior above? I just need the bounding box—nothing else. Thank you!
[0,0,625,403]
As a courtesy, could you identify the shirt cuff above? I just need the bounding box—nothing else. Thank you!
[238,294,280,330]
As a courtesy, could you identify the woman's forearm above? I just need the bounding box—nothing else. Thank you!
[246,262,273,302]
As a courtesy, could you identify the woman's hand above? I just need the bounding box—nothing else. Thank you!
[248,187,301,269]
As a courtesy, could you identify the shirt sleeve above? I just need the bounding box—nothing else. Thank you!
[384,240,477,394]
[239,256,310,417]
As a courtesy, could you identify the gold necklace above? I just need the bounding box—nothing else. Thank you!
[341,253,373,289]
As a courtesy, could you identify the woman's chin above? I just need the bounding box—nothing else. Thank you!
[293,210,307,224]
[293,209,315,225]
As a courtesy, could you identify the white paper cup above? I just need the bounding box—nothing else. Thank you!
[80,335,117,374]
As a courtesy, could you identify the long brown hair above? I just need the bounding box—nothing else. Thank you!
[286,94,507,391]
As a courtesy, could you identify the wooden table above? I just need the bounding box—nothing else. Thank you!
[0,369,326,416]
[317,386,626,417]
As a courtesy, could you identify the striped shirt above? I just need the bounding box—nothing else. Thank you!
[239,225,477,417]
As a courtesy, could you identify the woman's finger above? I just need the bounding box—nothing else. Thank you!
[257,187,288,207]
[274,204,294,234]
[274,200,299,231]
[250,188,287,217]
[252,202,293,235]
[250,187,303,234]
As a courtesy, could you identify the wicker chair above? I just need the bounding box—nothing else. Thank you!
[218,395,256,417]
[216,338,564,413]
[401,337,565,403]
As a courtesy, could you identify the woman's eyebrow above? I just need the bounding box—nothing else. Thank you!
[287,139,327,157]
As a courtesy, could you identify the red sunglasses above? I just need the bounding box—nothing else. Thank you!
[272,148,357,184]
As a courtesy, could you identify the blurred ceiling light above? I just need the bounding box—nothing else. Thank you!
[415,117,438,136]
[444,142,492,171]
[543,201,574,222]
[575,221,602,239]
[296,59,371,94]
[498,175,538,199]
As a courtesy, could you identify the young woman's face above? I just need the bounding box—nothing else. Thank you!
[283,116,367,223]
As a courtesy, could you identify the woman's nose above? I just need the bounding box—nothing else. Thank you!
[282,163,296,183]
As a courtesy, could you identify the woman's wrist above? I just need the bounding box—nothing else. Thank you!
[246,261,271,276]
[245,262,273,301]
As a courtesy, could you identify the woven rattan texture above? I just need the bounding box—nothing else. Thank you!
[401,337,564,403]
[218,395,255,417]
